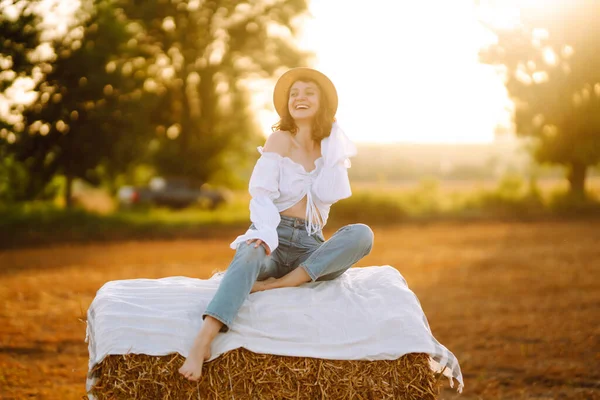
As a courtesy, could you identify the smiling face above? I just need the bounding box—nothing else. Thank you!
[288,80,321,122]
[273,77,333,140]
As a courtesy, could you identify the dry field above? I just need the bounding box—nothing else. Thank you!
[0,219,599,399]
[352,176,600,191]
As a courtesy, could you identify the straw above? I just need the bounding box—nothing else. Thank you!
[90,348,440,399]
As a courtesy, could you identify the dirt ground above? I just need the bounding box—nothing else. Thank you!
[0,220,599,399]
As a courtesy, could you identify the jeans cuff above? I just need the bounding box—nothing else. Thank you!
[300,263,318,282]
[202,311,230,333]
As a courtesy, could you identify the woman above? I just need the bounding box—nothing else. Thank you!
[179,67,374,381]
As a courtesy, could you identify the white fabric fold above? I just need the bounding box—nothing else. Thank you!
[85,266,464,397]
[304,189,321,235]
[313,122,356,204]
[322,122,358,168]
[230,153,281,252]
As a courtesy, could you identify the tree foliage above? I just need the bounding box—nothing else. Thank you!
[119,0,310,184]
[1,0,310,204]
[479,1,600,196]
[1,0,43,199]
[10,1,153,204]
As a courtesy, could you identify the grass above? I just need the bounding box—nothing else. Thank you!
[0,201,250,249]
[2,175,600,249]
[0,220,598,399]
[341,175,600,220]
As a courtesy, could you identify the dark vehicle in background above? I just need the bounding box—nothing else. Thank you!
[117,177,227,210]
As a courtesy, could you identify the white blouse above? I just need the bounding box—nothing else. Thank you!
[230,122,357,252]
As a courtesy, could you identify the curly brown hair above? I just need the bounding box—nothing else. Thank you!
[271,79,335,141]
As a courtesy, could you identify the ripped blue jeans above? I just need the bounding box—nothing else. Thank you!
[203,215,374,332]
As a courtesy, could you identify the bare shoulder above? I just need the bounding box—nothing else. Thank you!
[263,130,292,157]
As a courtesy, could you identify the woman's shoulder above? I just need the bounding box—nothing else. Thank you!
[262,130,293,157]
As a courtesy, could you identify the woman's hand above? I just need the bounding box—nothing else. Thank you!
[246,239,271,256]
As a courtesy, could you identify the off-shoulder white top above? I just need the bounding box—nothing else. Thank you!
[230,122,357,252]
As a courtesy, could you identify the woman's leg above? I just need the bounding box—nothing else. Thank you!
[179,242,281,380]
[203,242,281,331]
[255,224,374,291]
[178,315,221,381]
[300,223,374,281]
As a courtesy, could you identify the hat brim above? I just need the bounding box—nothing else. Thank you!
[273,67,338,118]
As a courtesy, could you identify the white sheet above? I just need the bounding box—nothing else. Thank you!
[85,265,463,396]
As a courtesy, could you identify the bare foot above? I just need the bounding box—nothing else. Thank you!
[178,341,212,381]
[251,277,277,293]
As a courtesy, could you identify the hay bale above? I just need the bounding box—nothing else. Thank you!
[89,348,441,399]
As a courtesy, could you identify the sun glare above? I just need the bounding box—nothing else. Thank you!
[257,0,517,144]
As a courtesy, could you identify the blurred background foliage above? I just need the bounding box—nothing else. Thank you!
[1,0,310,205]
[479,0,600,197]
[1,0,599,247]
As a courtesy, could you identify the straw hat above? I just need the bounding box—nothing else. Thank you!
[273,67,338,118]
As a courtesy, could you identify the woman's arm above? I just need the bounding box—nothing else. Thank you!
[312,123,356,204]
[230,132,292,252]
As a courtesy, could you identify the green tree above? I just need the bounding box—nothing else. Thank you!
[479,1,600,197]
[0,0,41,126]
[7,1,154,205]
[120,0,310,185]
[3,0,310,205]
[0,1,42,201]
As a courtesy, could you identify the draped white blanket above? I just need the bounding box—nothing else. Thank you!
[85,266,463,396]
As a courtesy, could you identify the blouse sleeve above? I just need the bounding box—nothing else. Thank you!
[313,122,357,204]
[229,149,281,252]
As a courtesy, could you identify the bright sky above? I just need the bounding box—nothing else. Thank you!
[1,0,527,145]
[256,0,517,144]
